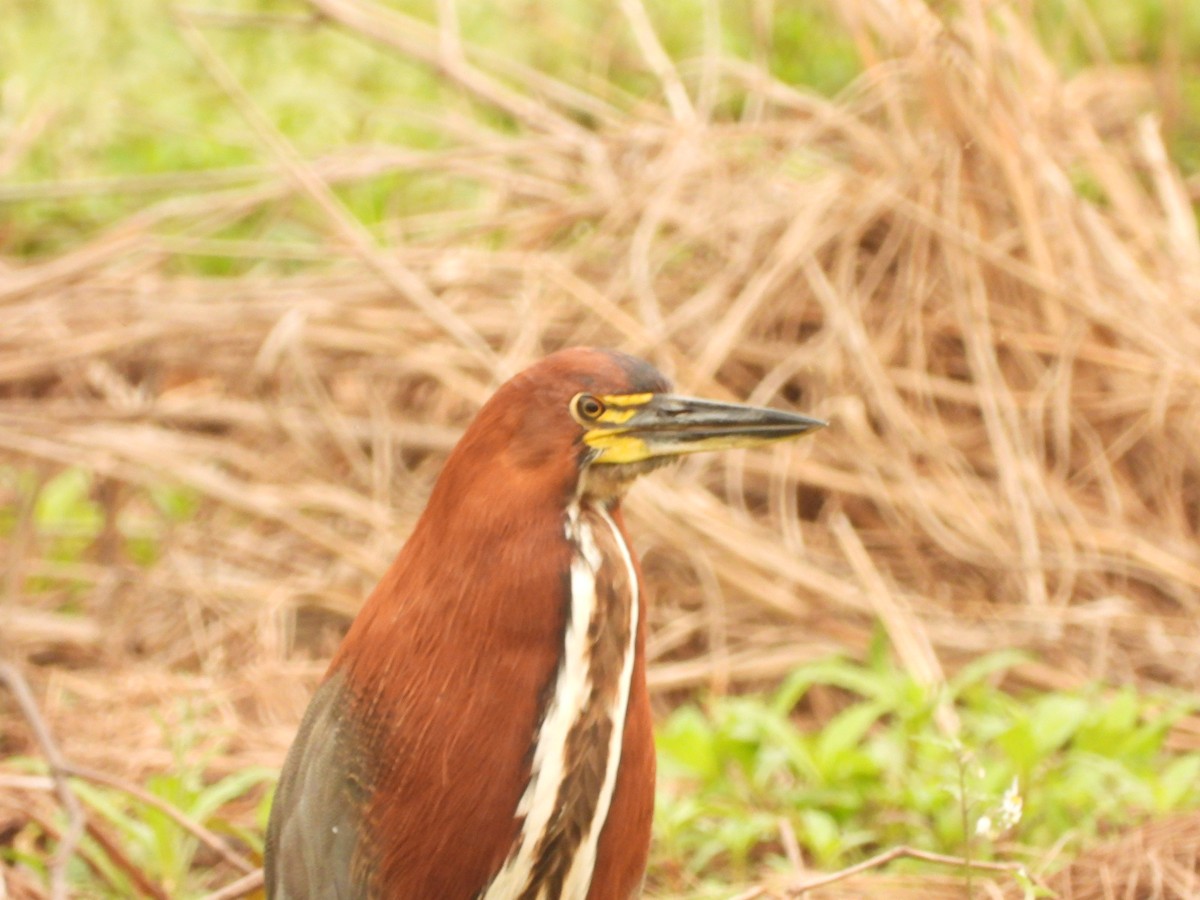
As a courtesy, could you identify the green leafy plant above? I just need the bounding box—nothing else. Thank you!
[651,640,1200,892]
[7,702,274,898]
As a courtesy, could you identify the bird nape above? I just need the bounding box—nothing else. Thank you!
[265,347,825,899]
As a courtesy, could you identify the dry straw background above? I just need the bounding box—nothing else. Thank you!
[3,0,1200,896]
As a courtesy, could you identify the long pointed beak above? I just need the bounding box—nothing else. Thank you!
[584,394,826,465]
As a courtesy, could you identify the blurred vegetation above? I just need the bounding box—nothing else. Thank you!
[0,0,854,258]
[652,639,1200,894]
[7,706,274,897]
[4,0,1195,260]
[4,0,1200,896]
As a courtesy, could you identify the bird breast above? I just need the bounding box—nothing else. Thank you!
[481,499,640,900]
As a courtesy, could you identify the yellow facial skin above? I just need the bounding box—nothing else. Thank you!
[582,430,654,465]
[592,393,653,426]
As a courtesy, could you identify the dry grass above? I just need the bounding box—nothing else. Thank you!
[2,0,1200,894]
[1035,811,1200,899]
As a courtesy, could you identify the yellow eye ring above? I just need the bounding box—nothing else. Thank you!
[572,393,606,421]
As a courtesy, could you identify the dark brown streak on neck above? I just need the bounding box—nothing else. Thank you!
[519,502,634,898]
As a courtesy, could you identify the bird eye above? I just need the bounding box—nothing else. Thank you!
[573,393,606,421]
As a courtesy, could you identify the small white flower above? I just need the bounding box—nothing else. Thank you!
[974,776,1023,840]
[998,776,1023,830]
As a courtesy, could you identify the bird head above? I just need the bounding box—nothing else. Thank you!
[442,348,825,506]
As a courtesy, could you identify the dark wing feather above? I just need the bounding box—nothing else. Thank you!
[265,670,371,899]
